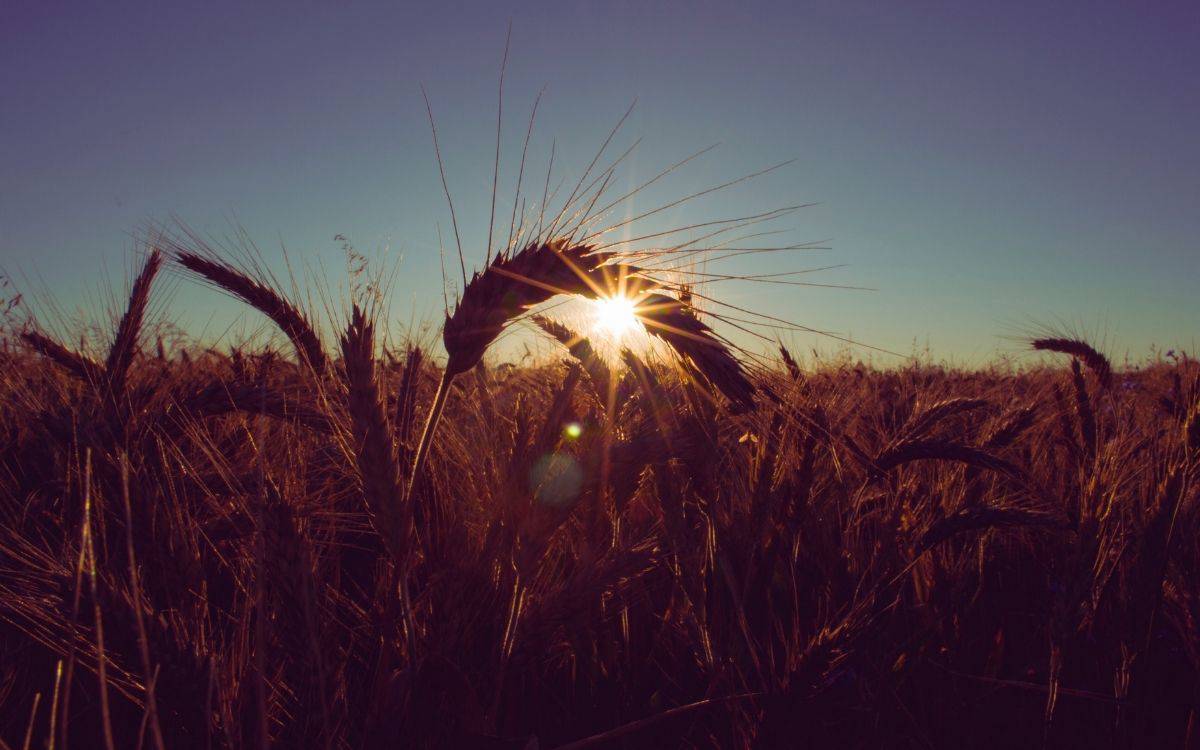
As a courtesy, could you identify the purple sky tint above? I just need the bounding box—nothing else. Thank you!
[2,1,1197,363]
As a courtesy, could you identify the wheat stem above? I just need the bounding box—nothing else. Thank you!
[119,455,165,750]
[406,369,453,507]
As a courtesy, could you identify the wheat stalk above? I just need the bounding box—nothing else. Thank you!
[1070,358,1098,458]
[394,346,424,466]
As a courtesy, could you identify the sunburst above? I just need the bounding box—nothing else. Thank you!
[591,294,641,341]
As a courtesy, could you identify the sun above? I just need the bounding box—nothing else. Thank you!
[591,295,641,340]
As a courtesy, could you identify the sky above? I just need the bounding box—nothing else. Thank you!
[2,1,1197,365]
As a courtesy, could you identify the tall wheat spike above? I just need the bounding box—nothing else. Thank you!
[779,344,802,381]
[104,248,164,401]
[339,305,408,563]
[339,304,418,659]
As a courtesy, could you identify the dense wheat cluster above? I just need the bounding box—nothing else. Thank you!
[0,243,1197,750]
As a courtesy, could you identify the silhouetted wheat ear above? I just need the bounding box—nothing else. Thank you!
[394,346,424,461]
[170,248,328,374]
[620,347,663,401]
[442,238,618,377]
[530,314,575,348]
[1186,403,1200,453]
[179,379,332,433]
[917,505,1067,553]
[532,315,612,402]
[407,239,616,501]
[779,344,802,381]
[21,329,103,383]
[105,248,163,400]
[1031,337,1113,389]
[634,292,756,412]
[871,438,1031,487]
[1070,359,1098,457]
[902,397,989,440]
[339,305,407,563]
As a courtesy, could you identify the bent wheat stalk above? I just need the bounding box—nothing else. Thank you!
[408,238,757,497]
[406,239,616,500]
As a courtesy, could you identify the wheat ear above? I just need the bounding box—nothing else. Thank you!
[171,248,328,374]
[339,304,418,657]
[633,292,756,411]
[407,239,615,501]
[104,248,163,400]
[902,397,990,440]
[917,505,1067,553]
[339,305,408,561]
[21,330,103,383]
[1032,337,1113,389]
[779,343,802,381]
[532,315,612,402]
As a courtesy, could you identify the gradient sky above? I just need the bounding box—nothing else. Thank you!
[2,1,1197,365]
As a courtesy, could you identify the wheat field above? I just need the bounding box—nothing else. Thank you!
[0,232,1196,749]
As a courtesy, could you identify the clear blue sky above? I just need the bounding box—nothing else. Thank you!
[2,1,1197,364]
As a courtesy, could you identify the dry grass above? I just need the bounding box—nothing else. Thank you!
[0,249,1198,749]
